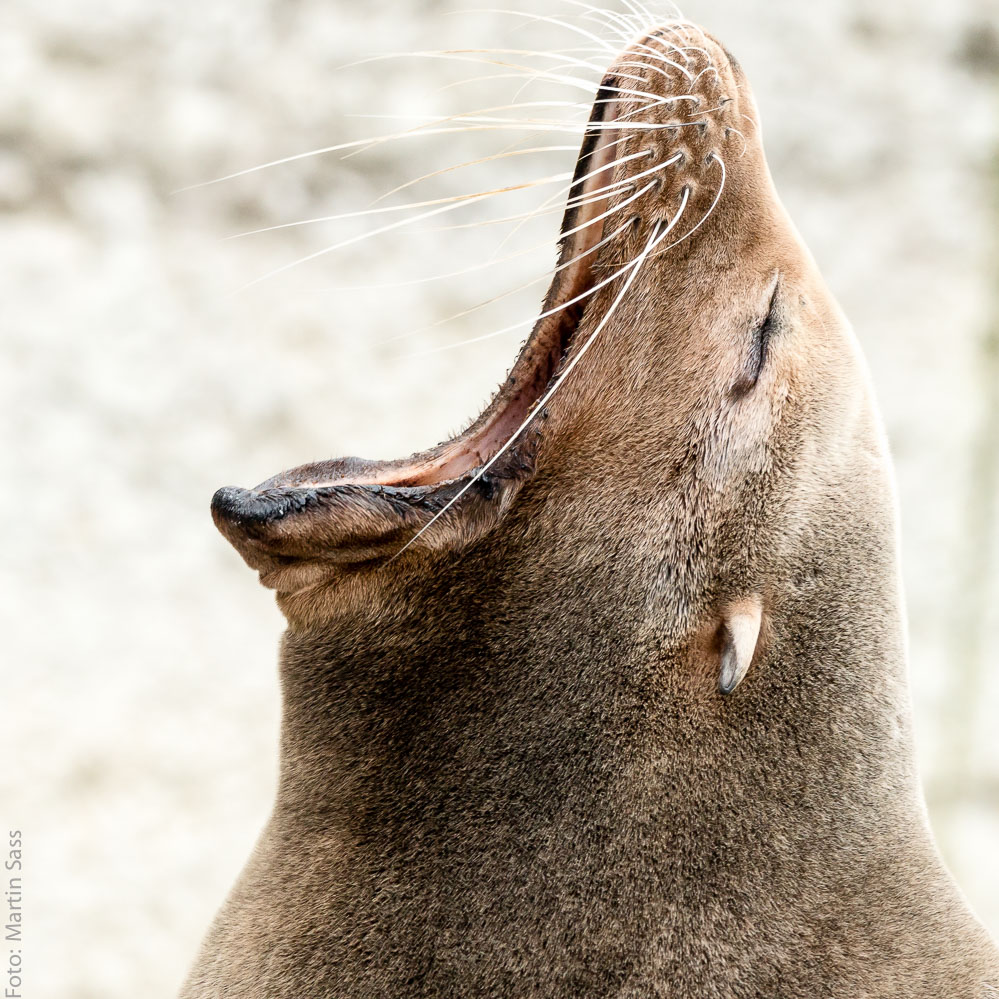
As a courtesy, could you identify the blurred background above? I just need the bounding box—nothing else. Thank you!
[2,0,998,995]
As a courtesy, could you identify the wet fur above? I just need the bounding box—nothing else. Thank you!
[182,21,999,999]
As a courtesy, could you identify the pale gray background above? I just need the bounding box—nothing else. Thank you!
[2,1,998,996]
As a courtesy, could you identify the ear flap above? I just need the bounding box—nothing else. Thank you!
[717,596,763,695]
[211,459,530,593]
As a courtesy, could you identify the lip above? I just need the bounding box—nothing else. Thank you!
[212,79,627,534]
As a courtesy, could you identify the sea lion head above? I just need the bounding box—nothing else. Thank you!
[211,24,897,698]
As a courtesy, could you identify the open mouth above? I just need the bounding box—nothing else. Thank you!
[211,78,653,566]
[350,110,625,492]
[253,89,624,498]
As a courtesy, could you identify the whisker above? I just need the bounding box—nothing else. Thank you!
[337,121,596,165]
[400,146,662,238]
[643,27,703,63]
[470,9,619,53]
[436,66,599,100]
[337,46,610,76]
[628,40,695,79]
[346,94,632,130]
[437,115,708,131]
[690,65,721,86]
[174,124,576,192]
[690,104,730,118]
[506,58,603,102]
[667,19,711,47]
[567,149,681,207]
[725,125,749,156]
[334,140,648,290]
[619,0,674,28]
[407,179,660,357]
[487,134,632,255]
[580,11,632,45]
[371,141,644,244]
[232,183,562,292]
[616,58,678,87]
[570,1,644,41]
[371,145,578,205]
[226,173,573,239]
[376,215,635,344]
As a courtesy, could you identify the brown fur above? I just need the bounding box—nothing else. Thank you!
[181,23,999,998]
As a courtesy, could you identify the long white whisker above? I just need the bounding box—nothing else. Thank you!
[227,173,573,239]
[690,65,721,86]
[725,125,749,156]
[346,100,590,123]
[437,66,598,99]
[580,11,631,45]
[349,66,685,119]
[469,9,618,53]
[337,46,610,76]
[619,0,670,27]
[641,26,702,63]
[375,215,635,343]
[436,115,706,131]
[505,59,602,102]
[372,145,578,205]
[667,19,711,47]
[627,40,695,79]
[654,23,701,57]
[233,185,549,291]
[321,147,649,297]
[175,124,575,192]
[253,141,637,247]
[616,58,677,86]
[566,0,643,42]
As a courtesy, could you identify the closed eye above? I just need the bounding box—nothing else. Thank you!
[735,281,779,395]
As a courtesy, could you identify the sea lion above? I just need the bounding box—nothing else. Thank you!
[181,20,999,999]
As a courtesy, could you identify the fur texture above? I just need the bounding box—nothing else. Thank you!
[182,23,999,998]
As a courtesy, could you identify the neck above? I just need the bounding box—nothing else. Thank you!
[199,524,999,998]
[276,532,926,898]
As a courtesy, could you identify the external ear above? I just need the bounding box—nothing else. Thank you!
[211,453,533,593]
[717,596,763,695]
